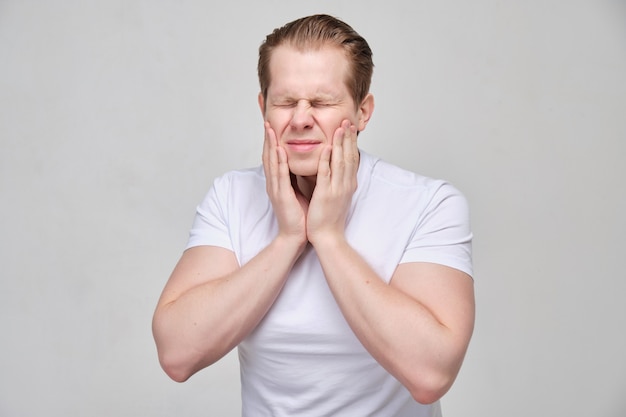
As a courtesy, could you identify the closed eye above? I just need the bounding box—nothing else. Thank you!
[272,101,297,108]
[311,101,336,108]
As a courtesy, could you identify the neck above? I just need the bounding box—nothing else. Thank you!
[295,175,316,201]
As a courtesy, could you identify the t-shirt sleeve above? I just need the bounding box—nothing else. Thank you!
[185,175,234,251]
[400,182,473,277]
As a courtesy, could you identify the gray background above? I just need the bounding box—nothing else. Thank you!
[1,1,625,416]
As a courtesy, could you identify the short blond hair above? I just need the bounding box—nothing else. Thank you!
[258,14,374,108]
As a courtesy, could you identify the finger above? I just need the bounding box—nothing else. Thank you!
[263,122,280,192]
[262,123,272,186]
[262,122,270,168]
[264,123,293,196]
[263,122,275,162]
[276,145,292,192]
[330,122,347,180]
[316,144,332,186]
[344,123,359,183]
[343,122,357,160]
[331,120,354,187]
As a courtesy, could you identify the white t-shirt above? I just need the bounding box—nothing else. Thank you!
[187,150,472,417]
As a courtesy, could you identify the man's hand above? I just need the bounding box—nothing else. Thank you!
[307,120,359,246]
[262,122,309,248]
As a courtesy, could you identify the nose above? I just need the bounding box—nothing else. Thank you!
[290,100,314,130]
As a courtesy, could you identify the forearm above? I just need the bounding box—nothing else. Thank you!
[312,236,472,403]
[153,236,304,382]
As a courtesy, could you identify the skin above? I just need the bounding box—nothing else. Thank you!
[152,44,475,405]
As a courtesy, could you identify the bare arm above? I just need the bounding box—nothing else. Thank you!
[307,120,475,404]
[152,123,308,382]
[312,240,474,404]
[152,237,303,382]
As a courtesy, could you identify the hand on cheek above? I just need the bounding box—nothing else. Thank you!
[307,120,359,245]
[262,122,308,246]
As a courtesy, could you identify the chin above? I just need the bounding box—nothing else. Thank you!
[287,161,318,178]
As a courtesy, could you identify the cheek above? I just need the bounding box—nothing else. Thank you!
[266,112,290,135]
[320,112,354,135]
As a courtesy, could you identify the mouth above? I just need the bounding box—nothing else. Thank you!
[285,139,322,153]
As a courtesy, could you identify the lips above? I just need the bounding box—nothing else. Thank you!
[285,139,322,152]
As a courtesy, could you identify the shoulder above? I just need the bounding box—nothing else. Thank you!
[358,150,467,209]
[211,165,265,190]
[196,165,267,213]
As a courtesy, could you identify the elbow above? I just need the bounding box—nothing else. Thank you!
[163,366,192,384]
[164,368,191,384]
[153,329,196,382]
[155,337,228,382]
[405,369,457,405]
[152,313,198,383]
[152,310,228,383]
[403,345,470,404]
[154,333,222,383]
[157,350,195,383]
[410,386,448,406]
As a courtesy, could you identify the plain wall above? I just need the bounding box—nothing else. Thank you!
[1,1,625,416]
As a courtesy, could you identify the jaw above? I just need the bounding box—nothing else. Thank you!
[285,149,322,176]
[286,158,319,199]
[287,159,318,178]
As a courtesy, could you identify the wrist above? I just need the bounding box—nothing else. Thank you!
[308,230,346,252]
[274,232,308,256]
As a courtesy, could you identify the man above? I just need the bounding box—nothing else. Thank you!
[152,14,474,417]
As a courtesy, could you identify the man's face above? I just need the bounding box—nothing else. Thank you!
[260,45,372,178]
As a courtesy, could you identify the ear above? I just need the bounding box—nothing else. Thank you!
[258,92,266,118]
[356,93,375,132]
